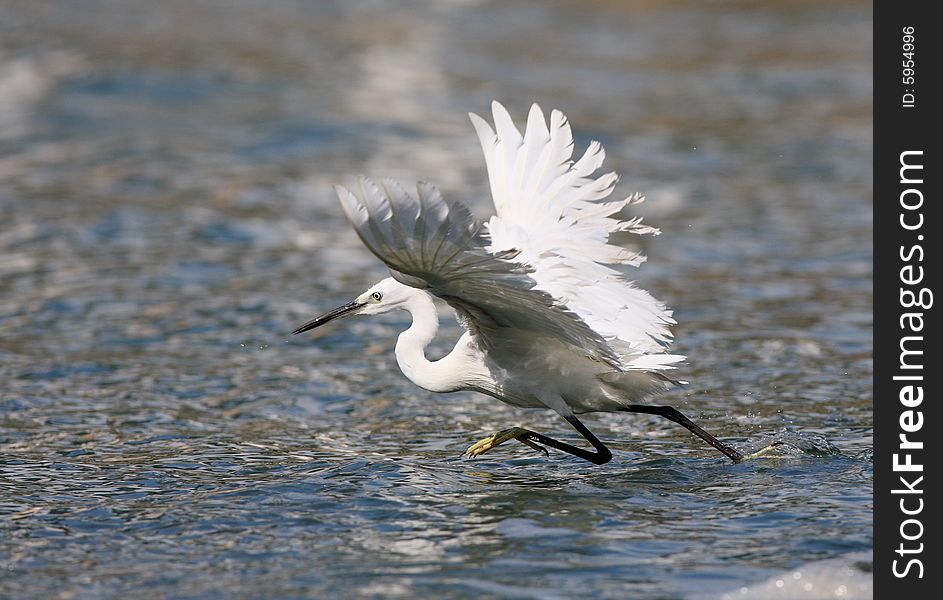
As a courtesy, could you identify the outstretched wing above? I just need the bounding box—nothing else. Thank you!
[336,176,622,368]
[470,102,683,370]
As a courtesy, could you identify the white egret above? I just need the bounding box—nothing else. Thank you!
[294,102,742,465]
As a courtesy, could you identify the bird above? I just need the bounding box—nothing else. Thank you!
[293,101,743,465]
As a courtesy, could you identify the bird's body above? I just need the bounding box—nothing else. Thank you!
[294,102,743,464]
[384,279,670,413]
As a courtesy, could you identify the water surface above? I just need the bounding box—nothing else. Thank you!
[1,1,872,598]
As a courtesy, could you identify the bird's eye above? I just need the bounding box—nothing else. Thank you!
[371,292,382,301]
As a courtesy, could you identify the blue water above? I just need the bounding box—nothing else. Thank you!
[1,1,872,598]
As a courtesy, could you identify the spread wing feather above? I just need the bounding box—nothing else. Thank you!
[471,102,684,370]
[336,101,683,373]
[336,176,623,368]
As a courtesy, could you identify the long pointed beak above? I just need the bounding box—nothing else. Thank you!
[292,300,364,335]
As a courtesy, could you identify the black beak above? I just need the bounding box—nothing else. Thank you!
[292,300,364,335]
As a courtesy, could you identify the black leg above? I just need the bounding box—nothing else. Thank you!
[620,405,743,463]
[516,414,612,465]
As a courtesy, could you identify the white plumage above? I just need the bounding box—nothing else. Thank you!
[294,101,742,465]
[471,102,683,371]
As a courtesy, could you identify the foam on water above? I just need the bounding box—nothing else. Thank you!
[712,552,872,600]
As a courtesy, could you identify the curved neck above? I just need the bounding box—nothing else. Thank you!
[394,290,464,393]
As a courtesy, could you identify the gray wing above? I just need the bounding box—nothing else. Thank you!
[336,176,622,368]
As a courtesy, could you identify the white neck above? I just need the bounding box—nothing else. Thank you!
[394,290,471,393]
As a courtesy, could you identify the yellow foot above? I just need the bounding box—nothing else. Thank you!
[464,427,548,458]
[741,441,788,460]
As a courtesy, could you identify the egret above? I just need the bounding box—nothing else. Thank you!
[294,101,743,465]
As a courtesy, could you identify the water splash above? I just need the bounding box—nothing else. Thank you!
[240,341,272,351]
[741,428,844,460]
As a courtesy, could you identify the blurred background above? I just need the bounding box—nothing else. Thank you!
[1,1,871,598]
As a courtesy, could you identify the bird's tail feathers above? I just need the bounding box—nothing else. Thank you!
[597,370,680,404]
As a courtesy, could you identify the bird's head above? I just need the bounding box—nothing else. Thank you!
[292,277,414,334]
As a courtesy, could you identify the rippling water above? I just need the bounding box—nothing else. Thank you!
[1,1,872,598]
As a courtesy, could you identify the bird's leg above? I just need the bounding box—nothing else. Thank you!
[620,405,743,463]
[464,415,613,465]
